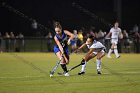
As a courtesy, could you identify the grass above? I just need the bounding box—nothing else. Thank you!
[0,53,140,93]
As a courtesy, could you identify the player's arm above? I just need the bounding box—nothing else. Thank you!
[74,43,87,53]
[54,36,64,54]
[78,43,87,50]
[76,36,92,52]
[64,30,74,45]
[83,48,94,61]
[54,36,69,64]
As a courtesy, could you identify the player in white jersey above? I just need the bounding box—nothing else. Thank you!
[75,36,106,75]
[106,22,123,58]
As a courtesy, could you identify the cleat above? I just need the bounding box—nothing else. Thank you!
[50,74,53,77]
[97,70,101,74]
[107,55,112,58]
[64,72,69,76]
[116,55,120,58]
[78,71,85,75]
[97,71,101,74]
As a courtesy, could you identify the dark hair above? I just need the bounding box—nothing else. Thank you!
[88,35,94,40]
[88,35,98,41]
[53,21,62,29]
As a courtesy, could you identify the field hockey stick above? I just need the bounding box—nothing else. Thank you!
[68,63,82,72]
[50,56,63,77]
[57,63,82,75]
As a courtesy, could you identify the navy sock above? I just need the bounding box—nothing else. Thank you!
[61,64,68,73]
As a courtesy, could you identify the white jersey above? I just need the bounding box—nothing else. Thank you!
[110,27,121,44]
[86,41,105,54]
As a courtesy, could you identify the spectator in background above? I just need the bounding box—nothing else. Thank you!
[104,31,110,52]
[133,31,140,53]
[19,32,24,50]
[77,29,83,47]
[133,24,139,33]
[132,24,140,53]
[45,32,53,52]
[32,20,38,29]
[97,29,105,44]
[89,26,96,37]
[18,32,24,39]
[4,32,10,52]
[0,32,2,52]
[70,30,78,53]
[10,32,16,51]
[122,30,130,53]
[15,32,24,52]
[31,20,40,36]
[89,30,96,38]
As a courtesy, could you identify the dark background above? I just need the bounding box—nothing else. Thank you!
[0,0,140,36]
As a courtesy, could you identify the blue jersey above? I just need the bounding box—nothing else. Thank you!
[54,31,69,55]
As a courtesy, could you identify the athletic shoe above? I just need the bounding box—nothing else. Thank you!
[78,71,85,75]
[116,55,120,58]
[107,55,112,58]
[97,70,101,74]
[97,71,101,74]
[50,74,53,77]
[64,73,69,76]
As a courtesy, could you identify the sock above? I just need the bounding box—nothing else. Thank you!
[61,64,68,73]
[107,49,113,56]
[96,59,101,71]
[81,61,87,72]
[114,48,119,57]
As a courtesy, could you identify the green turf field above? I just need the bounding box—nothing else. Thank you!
[0,53,140,93]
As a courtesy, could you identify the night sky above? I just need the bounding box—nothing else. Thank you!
[0,0,140,36]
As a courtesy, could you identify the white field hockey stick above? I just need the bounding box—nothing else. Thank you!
[50,55,63,77]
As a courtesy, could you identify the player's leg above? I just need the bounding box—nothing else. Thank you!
[50,47,63,77]
[107,42,115,58]
[113,44,120,58]
[63,54,70,76]
[96,51,105,74]
[78,53,96,75]
[56,51,69,76]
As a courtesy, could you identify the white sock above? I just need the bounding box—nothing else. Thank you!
[114,48,119,57]
[108,49,113,56]
[81,61,87,72]
[96,59,101,71]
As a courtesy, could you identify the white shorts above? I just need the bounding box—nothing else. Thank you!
[93,50,105,55]
[90,41,105,55]
[90,41,105,49]
[111,39,118,44]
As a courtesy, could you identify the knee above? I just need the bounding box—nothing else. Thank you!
[60,58,67,64]
[97,53,105,60]
[96,56,101,60]
[66,60,69,65]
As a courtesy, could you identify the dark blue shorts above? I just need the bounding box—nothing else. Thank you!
[54,46,69,55]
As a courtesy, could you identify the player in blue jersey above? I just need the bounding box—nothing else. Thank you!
[53,22,74,76]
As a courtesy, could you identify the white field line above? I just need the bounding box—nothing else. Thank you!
[104,71,140,75]
[118,72,140,74]
[0,72,139,79]
[0,75,45,79]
